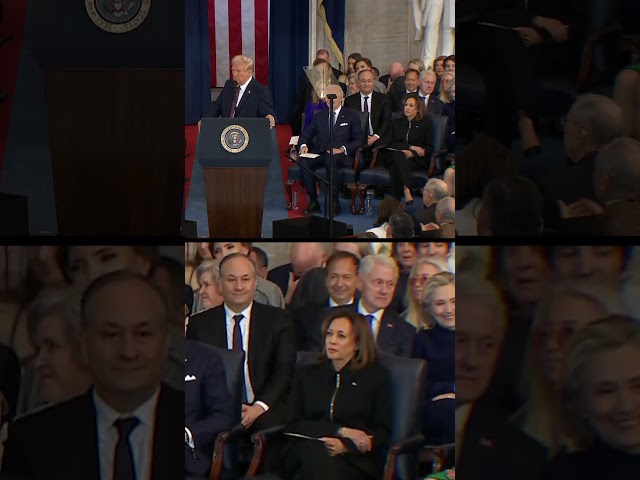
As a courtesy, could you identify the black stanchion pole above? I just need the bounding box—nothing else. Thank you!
[326,93,337,238]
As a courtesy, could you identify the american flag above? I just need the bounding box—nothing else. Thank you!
[207,0,271,87]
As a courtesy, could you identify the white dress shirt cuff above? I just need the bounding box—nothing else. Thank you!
[340,146,347,156]
[185,427,195,449]
[254,401,270,412]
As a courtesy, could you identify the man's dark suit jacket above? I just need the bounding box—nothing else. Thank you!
[538,150,598,231]
[0,345,20,422]
[343,91,392,141]
[298,107,366,164]
[1,384,183,480]
[266,262,293,296]
[185,339,234,477]
[205,78,276,119]
[185,302,296,427]
[411,203,438,235]
[420,93,444,115]
[336,303,416,357]
[457,400,547,480]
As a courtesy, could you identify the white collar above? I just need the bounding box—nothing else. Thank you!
[93,386,159,431]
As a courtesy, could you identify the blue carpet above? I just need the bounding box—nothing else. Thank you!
[185,127,428,237]
[1,2,57,234]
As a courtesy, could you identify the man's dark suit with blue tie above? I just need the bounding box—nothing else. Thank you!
[185,339,234,478]
[205,78,276,119]
[298,106,365,209]
[1,385,183,480]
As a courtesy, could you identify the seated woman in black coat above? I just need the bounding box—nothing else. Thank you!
[381,93,433,205]
[282,308,391,480]
[411,272,455,444]
[542,315,640,479]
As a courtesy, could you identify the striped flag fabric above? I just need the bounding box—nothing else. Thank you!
[207,0,271,88]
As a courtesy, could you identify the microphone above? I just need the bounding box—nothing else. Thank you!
[326,94,337,99]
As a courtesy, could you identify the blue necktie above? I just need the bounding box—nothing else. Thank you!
[113,417,140,480]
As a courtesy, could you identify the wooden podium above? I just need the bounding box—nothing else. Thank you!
[30,1,183,235]
[196,118,273,237]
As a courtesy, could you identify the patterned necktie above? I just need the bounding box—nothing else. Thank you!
[232,314,244,351]
[229,86,240,118]
[113,417,140,480]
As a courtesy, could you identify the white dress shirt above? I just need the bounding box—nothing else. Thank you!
[223,303,269,411]
[328,297,355,307]
[235,77,252,106]
[94,387,159,480]
[360,92,375,137]
[357,300,384,341]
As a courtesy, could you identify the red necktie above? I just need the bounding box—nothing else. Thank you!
[229,86,240,118]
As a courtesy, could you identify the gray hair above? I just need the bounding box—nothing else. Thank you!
[195,260,220,285]
[595,137,640,201]
[436,197,456,223]
[359,254,399,280]
[424,178,448,201]
[456,274,507,332]
[26,287,83,353]
[569,94,624,148]
[419,69,437,81]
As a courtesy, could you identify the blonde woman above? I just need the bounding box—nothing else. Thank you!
[516,281,627,456]
[411,272,455,443]
[542,315,640,479]
[403,257,449,330]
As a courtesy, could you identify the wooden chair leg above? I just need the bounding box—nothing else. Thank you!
[285,181,293,210]
[348,183,358,214]
[357,185,367,215]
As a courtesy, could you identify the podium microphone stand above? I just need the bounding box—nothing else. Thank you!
[326,93,337,238]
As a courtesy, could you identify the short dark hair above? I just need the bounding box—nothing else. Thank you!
[444,55,455,65]
[219,252,257,276]
[404,68,420,79]
[250,246,269,270]
[81,271,169,327]
[388,213,415,238]
[348,52,363,62]
[374,196,403,227]
[325,251,360,272]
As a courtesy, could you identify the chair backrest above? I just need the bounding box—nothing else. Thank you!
[211,346,245,479]
[378,352,427,480]
[427,114,448,153]
[296,350,322,368]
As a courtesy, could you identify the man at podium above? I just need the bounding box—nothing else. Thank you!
[203,55,276,128]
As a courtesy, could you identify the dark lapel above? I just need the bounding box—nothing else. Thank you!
[151,385,183,480]
[247,302,263,382]
[61,391,100,479]
[376,309,398,352]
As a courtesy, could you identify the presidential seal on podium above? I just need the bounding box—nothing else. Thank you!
[85,0,151,33]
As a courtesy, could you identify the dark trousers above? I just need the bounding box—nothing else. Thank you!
[423,397,456,444]
[301,152,352,204]
[385,151,427,199]
[282,440,373,480]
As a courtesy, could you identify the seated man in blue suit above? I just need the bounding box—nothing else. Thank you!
[203,55,276,128]
[298,84,365,215]
[185,285,234,479]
